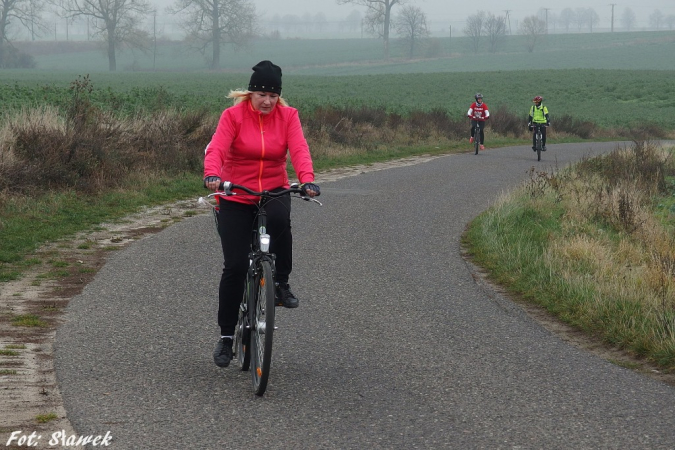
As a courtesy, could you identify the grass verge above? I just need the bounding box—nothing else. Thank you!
[0,173,205,279]
[463,141,675,372]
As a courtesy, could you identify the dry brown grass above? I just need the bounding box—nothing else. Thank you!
[467,141,675,369]
[545,143,675,365]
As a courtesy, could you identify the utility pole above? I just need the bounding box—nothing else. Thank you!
[610,3,616,32]
[543,8,551,34]
[504,10,512,35]
[153,11,157,70]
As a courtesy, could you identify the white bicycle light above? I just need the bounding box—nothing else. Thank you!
[259,233,271,253]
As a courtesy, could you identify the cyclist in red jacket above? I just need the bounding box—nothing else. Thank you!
[467,93,490,150]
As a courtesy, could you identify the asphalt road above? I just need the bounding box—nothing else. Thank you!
[56,142,675,449]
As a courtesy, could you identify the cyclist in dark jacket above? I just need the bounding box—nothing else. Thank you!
[528,95,550,151]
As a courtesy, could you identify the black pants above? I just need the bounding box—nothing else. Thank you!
[470,120,485,144]
[216,194,292,336]
[532,125,547,147]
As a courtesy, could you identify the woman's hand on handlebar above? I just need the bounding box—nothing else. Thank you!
[204,176,221,192]
[300,182,320,197]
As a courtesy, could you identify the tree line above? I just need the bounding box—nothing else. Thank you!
[1,0,673,71]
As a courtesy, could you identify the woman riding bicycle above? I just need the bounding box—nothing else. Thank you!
[203,60,320,368]
[528,95,550,151]
[467,93,490,150]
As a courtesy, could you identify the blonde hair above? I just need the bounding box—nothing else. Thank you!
[228,90,289,107]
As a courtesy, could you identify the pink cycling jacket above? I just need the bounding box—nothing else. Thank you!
[204,99,315,204]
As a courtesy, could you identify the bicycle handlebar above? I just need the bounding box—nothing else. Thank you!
[206,181,322,206]
[217,181,305,197]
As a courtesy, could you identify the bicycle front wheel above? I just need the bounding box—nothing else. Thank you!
[234,278,252,371]
[536,132,542,161]
[251,259,275,396]
[474,126,480,155]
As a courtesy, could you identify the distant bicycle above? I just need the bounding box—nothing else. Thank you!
[474,120,483,155]
[531,123,548,161]
[200,182,321,396]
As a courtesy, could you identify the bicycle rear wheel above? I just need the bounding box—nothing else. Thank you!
[251,259,275,396]
[234,278,252,371]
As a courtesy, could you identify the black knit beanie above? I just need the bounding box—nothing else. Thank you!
[248,60,282,94]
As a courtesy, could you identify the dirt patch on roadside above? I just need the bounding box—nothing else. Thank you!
[1,154,673,448]
[0,201,195,449]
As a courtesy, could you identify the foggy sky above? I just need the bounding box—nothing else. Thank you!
[252,0,675,26]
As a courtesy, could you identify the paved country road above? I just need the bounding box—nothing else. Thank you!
[56,142,675,449]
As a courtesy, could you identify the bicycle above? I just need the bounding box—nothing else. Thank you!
[471,119,485,155]
[199,182,321,396]
[472,120,484,155]
[531,123,547,161]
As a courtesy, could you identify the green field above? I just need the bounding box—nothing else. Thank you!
[17,31,675,73]
[1,68,673,129]
[1,30,674,130]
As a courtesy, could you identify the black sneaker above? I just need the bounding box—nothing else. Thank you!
[213,337,233,367]
[532,147,536,152]
[542,146,547,151]
[275,283,299,308]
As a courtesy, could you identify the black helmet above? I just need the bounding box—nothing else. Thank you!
[475,93,483,100]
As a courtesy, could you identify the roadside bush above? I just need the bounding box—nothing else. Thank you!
[571,142,672,235]
[626,123,667,141]
[0,77,212,194]
[576,141,670,194]
[424,108,465,139]
[554,114,596,139]
[0,46,36,69]
[304,106,463,148]
[489,106,524,138]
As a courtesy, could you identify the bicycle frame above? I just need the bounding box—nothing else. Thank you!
[532,123,546,161]
[474,120,482,155]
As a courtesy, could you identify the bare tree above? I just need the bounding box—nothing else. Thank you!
[337,0,407,59]
[464,10,486,53]
[314,12,327,33]
[665,14,675,30]
[342,9,361,32]
[0,0,47,66]
[484,12,506,53]
[169,0,255,69]
[53,0,151,71]
[519,15,546,53]
[280,14,299,34]
[621,7,636,31]
[393,5,428,59]
[559,8,574,32]
[573,8,586,31]
[301,12,311,33]
[649,9,664,30]
[587,8,600,32]
[548,11,559,32]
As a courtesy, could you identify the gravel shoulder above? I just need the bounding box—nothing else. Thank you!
[1,154,673,448]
